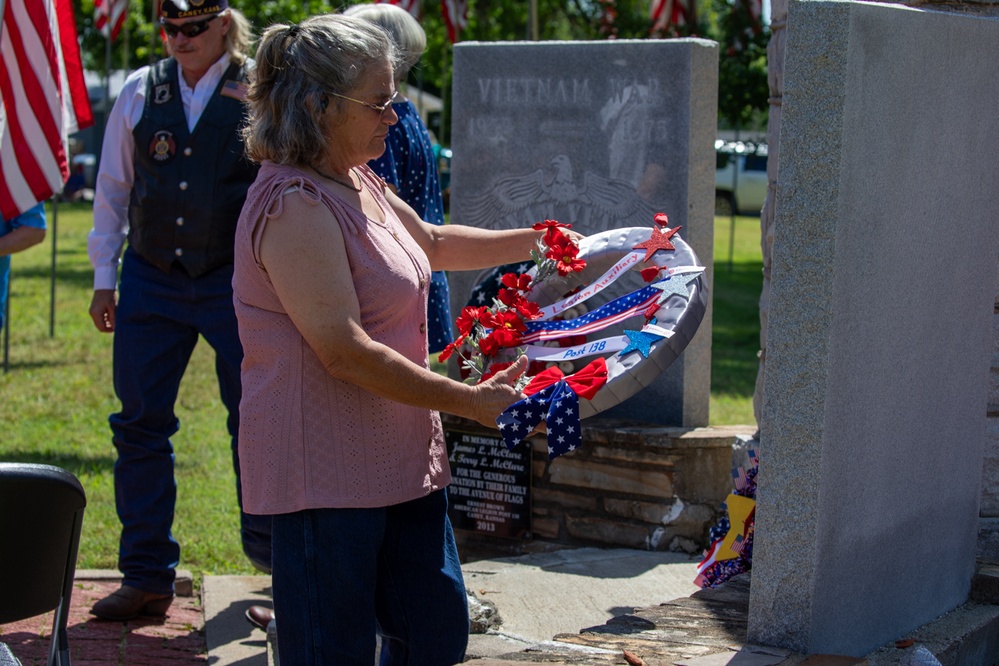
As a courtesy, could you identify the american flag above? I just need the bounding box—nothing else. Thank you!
[441,0,467,43]
[221,79,248,102]
[0,0,93,219]
[649,0,687,35]
[732,466,748,491]
[731,533,745,555]
[497,380,582,460]
[740,0,763,32]
[95,0,127,42]
[378,0,422,19]
[520,285,661,344]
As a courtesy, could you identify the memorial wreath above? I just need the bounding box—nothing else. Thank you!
[444,213,708,461]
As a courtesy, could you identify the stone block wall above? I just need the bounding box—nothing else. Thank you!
[444,415,752,560]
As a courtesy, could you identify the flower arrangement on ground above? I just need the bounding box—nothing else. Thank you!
[695,448,759,588]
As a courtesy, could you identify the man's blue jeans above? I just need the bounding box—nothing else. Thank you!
[272,489,469,665]
[111,249,272,594]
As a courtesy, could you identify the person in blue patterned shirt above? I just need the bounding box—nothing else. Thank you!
[0,202,46,331]
[346,2,454,354]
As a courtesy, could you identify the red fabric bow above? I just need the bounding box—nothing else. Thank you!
[524,357,608,401]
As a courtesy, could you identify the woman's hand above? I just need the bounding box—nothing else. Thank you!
[468,355,529,428]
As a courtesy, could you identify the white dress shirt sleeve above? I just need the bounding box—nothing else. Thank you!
[87,67,148,291]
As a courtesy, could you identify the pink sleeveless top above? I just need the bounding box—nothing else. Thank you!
[233,161,449,514]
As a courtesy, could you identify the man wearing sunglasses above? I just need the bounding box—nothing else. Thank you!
[87,0,271,620]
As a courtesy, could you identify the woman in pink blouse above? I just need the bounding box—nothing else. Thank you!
[234,13,555,665]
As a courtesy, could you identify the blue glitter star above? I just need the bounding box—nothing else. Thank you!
[619,329,664,359]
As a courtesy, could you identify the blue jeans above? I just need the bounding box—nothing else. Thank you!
[111,249,272,594]
[272,489,468,666]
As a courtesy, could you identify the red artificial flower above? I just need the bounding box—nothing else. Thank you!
[501,272,533,292]
[476,310,527,356]
[536,222,576,250]
[478,334,500,357]
[541,226,568,249]
[513,298,541,320]
[438,337,462,362]
[496,288,518,307]
[488,309,527,334]
[641,266,663,282]
[532,219,572,232]
[497,291,540,321]
[455,306,489,336]
[479,329,525,357]
[546,235,586,276]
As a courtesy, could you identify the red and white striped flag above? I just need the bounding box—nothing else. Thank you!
[740,0,763,33]
[95,0,127,43]
[378,0,422,19]
[441,0,467,43]
[650,0,687,34]
[0,0,94,220]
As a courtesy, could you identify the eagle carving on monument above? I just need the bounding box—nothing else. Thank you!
[462,154,658,235]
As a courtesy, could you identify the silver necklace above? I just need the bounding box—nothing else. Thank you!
[311,164,361,192]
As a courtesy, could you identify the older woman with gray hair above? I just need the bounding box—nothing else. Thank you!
[343,2,455,356]
[234,13,547,665]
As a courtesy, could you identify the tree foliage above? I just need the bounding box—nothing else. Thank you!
[72,0,770,142]
[712,0,769,130]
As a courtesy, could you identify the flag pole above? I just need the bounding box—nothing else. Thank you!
[3,276,9,373]
[49,198,57,336]
[441,43,450,146]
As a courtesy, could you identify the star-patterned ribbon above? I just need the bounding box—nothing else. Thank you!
[497,381,582,460]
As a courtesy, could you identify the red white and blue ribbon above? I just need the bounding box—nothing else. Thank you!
[496,359,607,459]
[521,266,704,345]
[497,381,582,460]
[520,285,662,343]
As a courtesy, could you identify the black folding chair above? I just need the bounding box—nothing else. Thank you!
[0,463,86,666]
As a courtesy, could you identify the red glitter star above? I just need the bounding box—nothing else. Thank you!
[633,225,682,263]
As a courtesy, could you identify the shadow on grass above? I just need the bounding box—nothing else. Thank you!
[14,264,98,289]
[1,357,74,372]
[1,449,116,475]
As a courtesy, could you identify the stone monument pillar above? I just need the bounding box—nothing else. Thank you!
[749,0,999,655]
[448,39,718,426]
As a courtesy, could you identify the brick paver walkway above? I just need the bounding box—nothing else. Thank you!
[0,578,206,665]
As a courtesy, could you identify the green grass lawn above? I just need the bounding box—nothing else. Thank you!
[1,202,762,581]
[710,214,764,426]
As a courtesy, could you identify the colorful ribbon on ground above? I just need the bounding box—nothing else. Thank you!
[694,449,759,589]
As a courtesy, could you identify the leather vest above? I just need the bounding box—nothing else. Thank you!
[128,58,258,276]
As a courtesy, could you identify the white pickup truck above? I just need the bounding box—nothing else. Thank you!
[715,141,768,216]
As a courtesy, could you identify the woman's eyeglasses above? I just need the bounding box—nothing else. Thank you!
[159,13,220,39]
[328,90,399,115]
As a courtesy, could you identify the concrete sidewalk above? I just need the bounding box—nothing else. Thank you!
[4,550,997,664]
[203,547,702,665]
[202,551,999,665]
